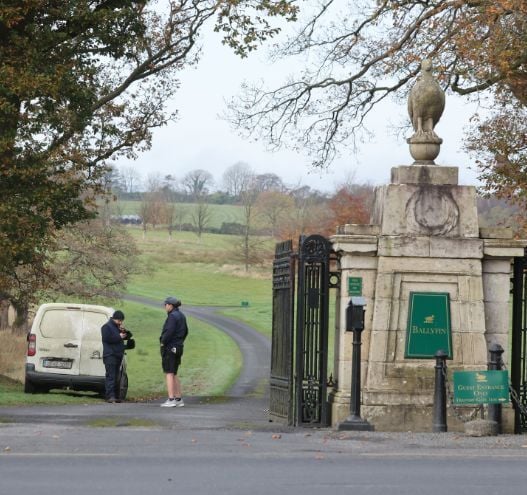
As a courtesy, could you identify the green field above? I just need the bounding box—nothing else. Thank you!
[116,200,245,229]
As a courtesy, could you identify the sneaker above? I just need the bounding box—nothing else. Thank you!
[107,397,117,403]
[160,398,177,408]
[174,398,184,407]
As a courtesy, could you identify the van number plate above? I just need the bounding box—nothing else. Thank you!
[43,359,73,369]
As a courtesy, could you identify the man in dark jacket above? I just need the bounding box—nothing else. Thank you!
[160,296,188,407]
[101,310,126,403]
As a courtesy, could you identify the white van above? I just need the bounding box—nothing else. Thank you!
[25,303,128,399]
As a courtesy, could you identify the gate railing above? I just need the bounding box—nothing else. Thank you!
[270,234,337,427]
[269,240,295,424]
[511,251,527,433]
[295,235,332,426]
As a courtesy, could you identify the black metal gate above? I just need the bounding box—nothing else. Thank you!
[295,234,332,426]
[511,252,527,433]
[269,240,295,424]
[270,234,335,427]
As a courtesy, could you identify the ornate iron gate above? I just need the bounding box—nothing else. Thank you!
[270,235,335,426]
[511,251,527,433]
[269,240,295,424]
[295,235,332,426]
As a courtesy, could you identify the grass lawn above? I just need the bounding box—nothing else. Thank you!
[126,229,275,337]
[0,376,104,407]
[116,201,245,230]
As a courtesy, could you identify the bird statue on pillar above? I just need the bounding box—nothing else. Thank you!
[406,59,445,164]
[407,59,445,138]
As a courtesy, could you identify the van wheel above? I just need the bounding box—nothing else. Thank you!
[118,371,128,401]
[24,378,36,394]
[24,379,48,394]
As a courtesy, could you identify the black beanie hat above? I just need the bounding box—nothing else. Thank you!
[112,310,125,320]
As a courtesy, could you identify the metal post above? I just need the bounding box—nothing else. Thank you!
[488,343,504,433]
[511,255,525,434]
[338,298,373,431]
[433,350,448,432]
[350,327,363,420]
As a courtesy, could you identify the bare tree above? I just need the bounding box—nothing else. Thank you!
[162,174,177,202]
[227,1,527,172]
[255,190,294,237]
[140,172,168,235]
[276,184,329,240]
[237,173,266,271]
[138,199,152,239]
[165,202,176,240]
[182,169,214,200]
[40,219,140,301]
[191,201,211,239]
[222,162,254,198]
[254,173,284,193]
[120,166,142,194]
[175,204,189,232]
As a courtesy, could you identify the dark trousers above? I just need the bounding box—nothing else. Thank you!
[103,355,122,399]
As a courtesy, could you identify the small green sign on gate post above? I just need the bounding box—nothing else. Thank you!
[405,292,452,359]
[348,277,362,296]
[453,370,510,405]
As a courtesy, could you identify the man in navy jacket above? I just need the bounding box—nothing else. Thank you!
[101,310,126,403]
[160,296,188,407]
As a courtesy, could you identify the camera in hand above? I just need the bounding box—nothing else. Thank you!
[120,327,135,350]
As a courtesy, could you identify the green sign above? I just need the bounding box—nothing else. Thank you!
[405,292,452,359]
[453,370,510,405]
[348,277,362,296]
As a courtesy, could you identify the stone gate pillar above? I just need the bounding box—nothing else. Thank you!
[328,60,526,432]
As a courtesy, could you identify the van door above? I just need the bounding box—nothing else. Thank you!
[79,310,108,377]
[35,307,82,375]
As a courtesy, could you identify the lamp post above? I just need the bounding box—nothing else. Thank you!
[338,297,374,431]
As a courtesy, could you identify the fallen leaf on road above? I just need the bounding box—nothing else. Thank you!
[271,434,281,440]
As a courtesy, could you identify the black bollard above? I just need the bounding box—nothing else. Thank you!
[433,349,448,432]
[488,343,504,433]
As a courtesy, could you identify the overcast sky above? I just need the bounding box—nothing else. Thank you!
[115,24,481,193]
